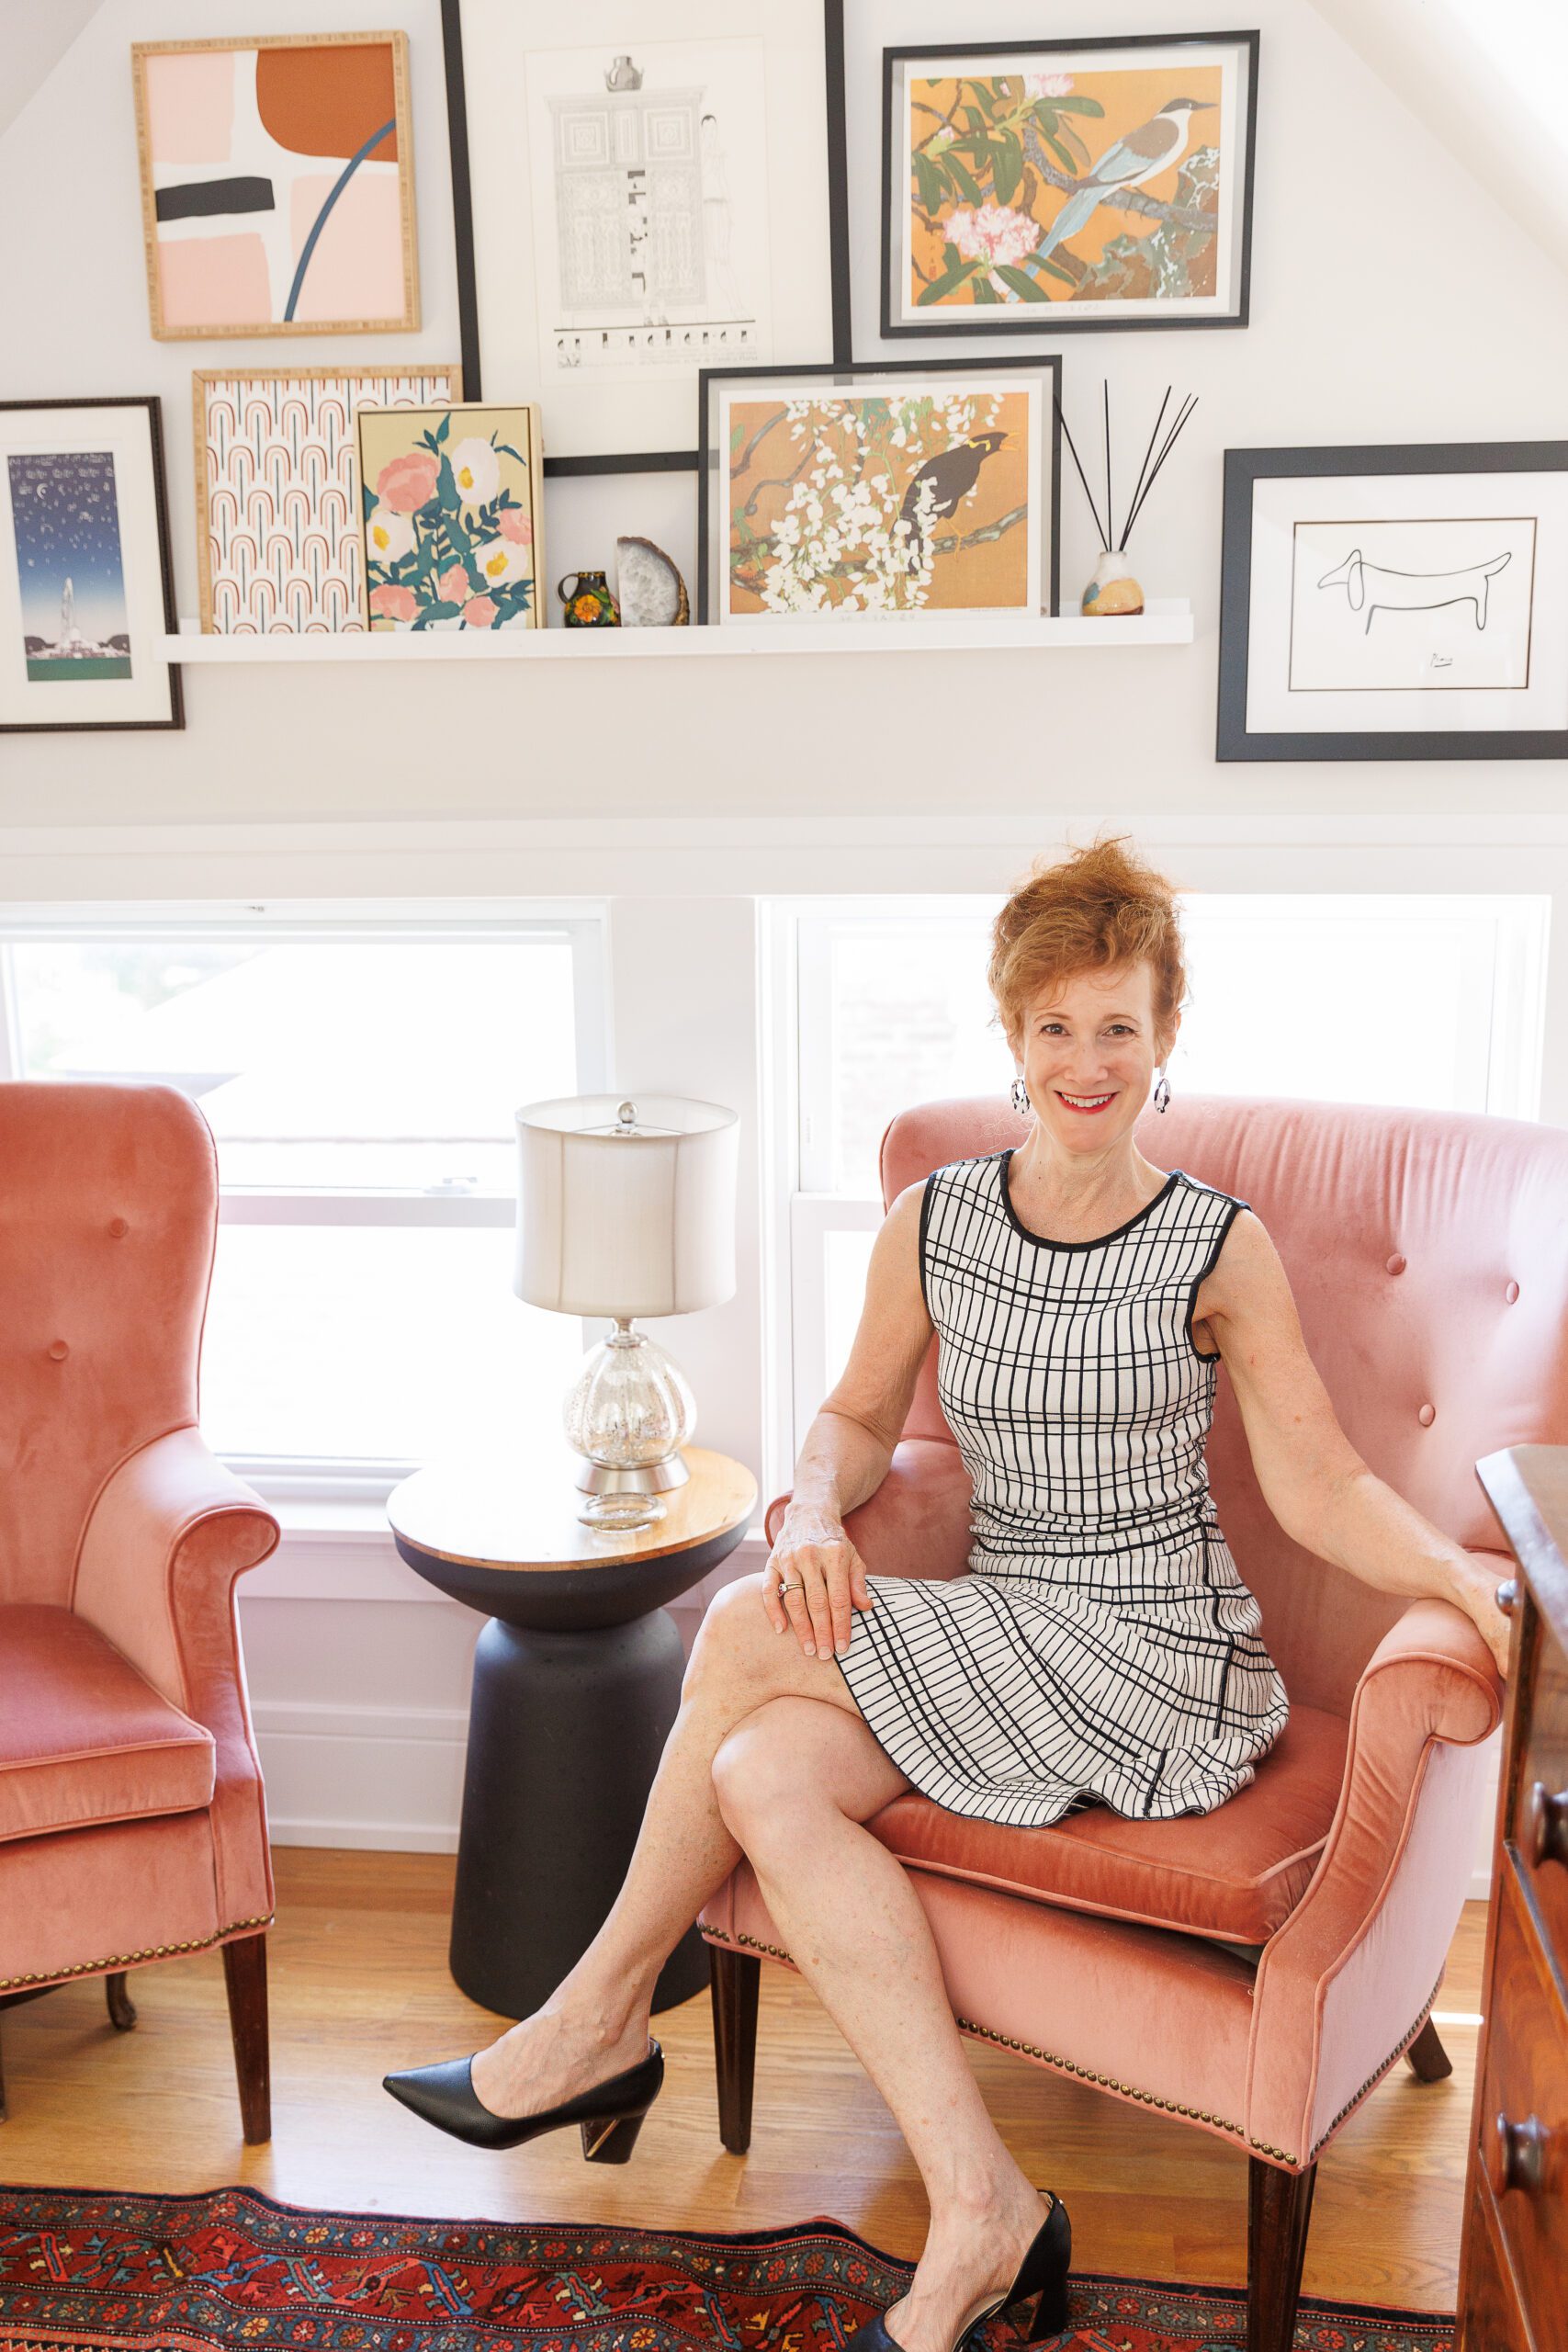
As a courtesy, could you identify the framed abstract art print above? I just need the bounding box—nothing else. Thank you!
[698,356,1061,626]
[194,368,462,632]
[1218,442,1568,761]
[133,33,419,338]
[881,32,1258,337]
[0,397,182,733]
[355,401,544,631]
[442,1,846,470]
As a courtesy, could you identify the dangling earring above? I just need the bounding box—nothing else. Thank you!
[1154,1070,1172,1114]
[1010,1075,1031,1116]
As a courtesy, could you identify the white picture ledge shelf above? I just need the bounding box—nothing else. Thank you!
[160,601,1192,663]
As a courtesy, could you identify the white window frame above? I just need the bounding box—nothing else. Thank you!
[0,898,610,1502]
[769,890,1551,1478]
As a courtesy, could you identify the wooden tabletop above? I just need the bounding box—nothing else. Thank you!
[1478,1442,1568,1641]
[387,1446,759,1574]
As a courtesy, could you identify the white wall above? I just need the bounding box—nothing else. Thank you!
[0,0,1559,1881]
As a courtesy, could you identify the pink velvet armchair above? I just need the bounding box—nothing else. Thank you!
[0,1080,280,2138]
[699,1092,1568,2352]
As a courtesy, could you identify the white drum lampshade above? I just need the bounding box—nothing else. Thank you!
[514,1094,739,1528]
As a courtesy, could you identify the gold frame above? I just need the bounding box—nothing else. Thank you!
[191,365,462,632]
[354,401,546,631]
[132,30,420,341]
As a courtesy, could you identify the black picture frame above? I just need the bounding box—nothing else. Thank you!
[697,352,1063,626]
[877,29,1259,344]
[440,1,853,479]
[0,394,183,735]
[1217,441,1568,763]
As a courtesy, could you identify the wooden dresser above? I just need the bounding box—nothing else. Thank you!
[1461,1444,1568,2351]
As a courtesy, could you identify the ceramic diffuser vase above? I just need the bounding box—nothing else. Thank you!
[1055,382,1199,620]
[1083,547,1145,616]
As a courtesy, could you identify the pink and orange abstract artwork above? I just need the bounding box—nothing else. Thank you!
[132,33,419,340]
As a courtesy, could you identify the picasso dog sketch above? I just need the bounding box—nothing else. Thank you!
[1316,544,1513,633]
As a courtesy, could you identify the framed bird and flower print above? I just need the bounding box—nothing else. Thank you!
[881,32,1258,336]
[697,356,1061,627]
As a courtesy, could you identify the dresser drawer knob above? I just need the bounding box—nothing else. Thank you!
[1529,1781,1568,1869]
[1489,2111,1549,2197]
[1495,1578,1519,1618]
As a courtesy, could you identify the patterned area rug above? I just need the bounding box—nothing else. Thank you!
[0,2184,1457,2352]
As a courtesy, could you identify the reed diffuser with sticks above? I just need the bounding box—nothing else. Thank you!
[1053,383,1198,616]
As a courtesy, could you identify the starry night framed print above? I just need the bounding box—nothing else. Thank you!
[697,354,1061,626]
[1218,441,1568,761]
[0,398,183,733]
[872,28,1258,345]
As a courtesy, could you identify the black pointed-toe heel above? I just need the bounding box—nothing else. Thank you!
[844,2191,1071,2352]
[382,2037,663,2157]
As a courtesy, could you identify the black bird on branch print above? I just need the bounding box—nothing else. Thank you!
[897,430,1010,567]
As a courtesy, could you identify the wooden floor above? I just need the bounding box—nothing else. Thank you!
[1,1850,1485,2313]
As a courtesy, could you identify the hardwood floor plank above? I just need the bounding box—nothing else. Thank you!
[0,1850,1483,2314]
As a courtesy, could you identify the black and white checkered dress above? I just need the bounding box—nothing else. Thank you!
[836,1150,1291,1826]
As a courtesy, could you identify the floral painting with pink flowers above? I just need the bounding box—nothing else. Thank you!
[885,37,1256,334]
[355,403,543,632]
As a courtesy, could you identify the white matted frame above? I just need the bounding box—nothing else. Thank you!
[0,396,182,732]
[1219,441,1568,761]
[445,0,842,471]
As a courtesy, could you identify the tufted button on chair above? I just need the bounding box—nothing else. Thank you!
[0,1081,279,2138]
[698,1093,1568,2352]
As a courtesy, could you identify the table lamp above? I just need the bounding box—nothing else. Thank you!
[514,1092,739,1530]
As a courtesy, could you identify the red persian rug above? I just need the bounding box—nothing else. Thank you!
[0,2183,1457,2352]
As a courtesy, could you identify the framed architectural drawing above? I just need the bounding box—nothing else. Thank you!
[442,1,847,471]
[194,368,461,632]
[882,32,1258,336]
[0,397,182,733]
[133,33,420,338]
[355,401,544,630]
[1218,442,1568,761]
[698,356,1061,625]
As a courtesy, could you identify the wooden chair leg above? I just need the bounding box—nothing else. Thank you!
[1247,2154,1317,2352]
[105,1972,137,2032]
[1404,2017,1453,2080]
[708,1942,760,2154]
[220,1931,272,2144]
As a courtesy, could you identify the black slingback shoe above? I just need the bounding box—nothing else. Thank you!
[845,2191,1071,2352]
[381,2036,663,2162]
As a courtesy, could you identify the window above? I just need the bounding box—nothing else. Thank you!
[775,891,1550,1466]
[0,904,608,1497]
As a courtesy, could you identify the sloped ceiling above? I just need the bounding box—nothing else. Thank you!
[1309,0,1568,275]
[0,0,105,141]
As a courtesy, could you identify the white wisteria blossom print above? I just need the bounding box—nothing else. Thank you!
[723,385,1035,620]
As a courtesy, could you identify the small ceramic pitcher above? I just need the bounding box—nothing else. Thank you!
[558,571,621,628]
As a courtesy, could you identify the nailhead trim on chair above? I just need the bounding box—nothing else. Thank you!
[0,1914,272,1992]
[713,1931,1447,2170]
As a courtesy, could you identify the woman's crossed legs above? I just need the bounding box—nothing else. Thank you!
[467,1572,1049,2352]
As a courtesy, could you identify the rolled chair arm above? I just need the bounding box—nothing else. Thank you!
[72,1426,281,1930]
[762,1438,974,1582]
[1247,1590,1504,2165]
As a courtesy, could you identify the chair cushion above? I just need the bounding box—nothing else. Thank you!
[866,1703,1348,1947]
[0,1603,215,1845]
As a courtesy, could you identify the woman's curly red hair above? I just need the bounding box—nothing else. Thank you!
[987,832,1188,1052]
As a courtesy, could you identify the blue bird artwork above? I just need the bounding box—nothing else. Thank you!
[1033,98,1215,263]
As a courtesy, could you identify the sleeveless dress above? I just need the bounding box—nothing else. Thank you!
[835,1150,1291,1827]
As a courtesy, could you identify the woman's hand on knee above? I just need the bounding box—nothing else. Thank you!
[764,1511,877,1660]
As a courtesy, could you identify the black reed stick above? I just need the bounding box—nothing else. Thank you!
[1121,392,1198,547]
[1102,379,1113,554]
[1051,394,1109,548]
[1119,386,1171,551]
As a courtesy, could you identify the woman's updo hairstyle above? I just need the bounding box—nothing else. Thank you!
[987,832,1188,1055]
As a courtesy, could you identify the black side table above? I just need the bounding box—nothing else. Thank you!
[388,1446,756,2019]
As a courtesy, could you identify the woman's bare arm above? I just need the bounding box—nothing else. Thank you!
[1199,1209,1511,1677]
[765,1180,934,1660]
